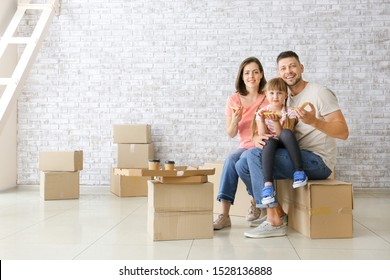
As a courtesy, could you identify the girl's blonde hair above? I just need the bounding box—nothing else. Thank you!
[264,77,287,94]
[251,77,294,137]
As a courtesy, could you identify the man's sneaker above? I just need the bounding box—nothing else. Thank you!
[293,171,308,188]
[244,221,287,238]
[213,214,231,230]
[261,185,275,205]
[246,201,261,221]
[249,214,288,227]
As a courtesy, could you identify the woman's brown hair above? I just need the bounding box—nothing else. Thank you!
[235,57,267,96]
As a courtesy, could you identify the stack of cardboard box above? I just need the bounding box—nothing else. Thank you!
[110,124,154,197]
[113,167,215,241]
[39,151,83,200]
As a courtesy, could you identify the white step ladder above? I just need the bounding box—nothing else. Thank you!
[0,0,60,132]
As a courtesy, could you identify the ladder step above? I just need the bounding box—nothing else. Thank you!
[0,37,34,45]
[0,78,19,86]
[18,4,53,11]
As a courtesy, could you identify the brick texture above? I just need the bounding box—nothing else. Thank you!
[16,0,390,188]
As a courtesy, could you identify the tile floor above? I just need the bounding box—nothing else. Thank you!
[0,185,390,260]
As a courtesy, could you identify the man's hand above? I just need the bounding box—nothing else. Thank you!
[294,102,317,125]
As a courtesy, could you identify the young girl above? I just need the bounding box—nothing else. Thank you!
[255,77,308,205]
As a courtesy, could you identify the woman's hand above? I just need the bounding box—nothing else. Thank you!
[226,106,243,138]
[231,106,243,124]
[252,134,272,149]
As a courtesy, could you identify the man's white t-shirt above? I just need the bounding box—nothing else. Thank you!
[287,83,341,170]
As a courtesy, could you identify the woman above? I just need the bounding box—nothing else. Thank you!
[214,57,268,230]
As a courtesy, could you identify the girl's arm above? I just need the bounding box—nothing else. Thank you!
[282,107,298,132]
[256,111,268,136]
[273,119,283,137]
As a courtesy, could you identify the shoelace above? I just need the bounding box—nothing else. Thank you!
[294,171,305,181]
[214,215,225,224]
[248,205,257,214]
[262,185,274,197]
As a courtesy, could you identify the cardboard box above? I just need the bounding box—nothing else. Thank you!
[117,143,154,169]
[276,179,353,239]
[204,162,254,217]
[40,171,79,200]
[113,124,151,144]
[147,180,214,241]
[110,169,150,197]
[155,175,208,184]
[39,151,83,171]
[148,180,213,212]
[148,208,213,241]
[114,166,215,177]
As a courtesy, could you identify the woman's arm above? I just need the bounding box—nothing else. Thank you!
[225,106,243,138]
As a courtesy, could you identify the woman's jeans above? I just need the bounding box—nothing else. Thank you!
[216,148,254,204]
[236,147,331,209]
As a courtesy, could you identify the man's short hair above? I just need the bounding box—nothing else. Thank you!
[277,51,301,63]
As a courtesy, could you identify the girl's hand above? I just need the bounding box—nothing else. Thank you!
[262,111,282,121]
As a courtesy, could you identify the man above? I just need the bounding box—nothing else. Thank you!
[236,51,349,238]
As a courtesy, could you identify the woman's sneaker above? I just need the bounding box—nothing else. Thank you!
[293,171,308,188]
[246,200,261,221]
[261,185,275,205]
[213,214,231,230]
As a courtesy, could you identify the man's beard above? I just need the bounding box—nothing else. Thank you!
[287,75,302,87]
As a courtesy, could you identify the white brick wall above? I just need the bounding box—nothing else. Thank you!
[16,0,390,188]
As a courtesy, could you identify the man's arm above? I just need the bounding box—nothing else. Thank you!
[295,103,349,140]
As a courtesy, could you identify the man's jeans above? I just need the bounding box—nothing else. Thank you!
[216,148,254,204]
[236,147,331,208]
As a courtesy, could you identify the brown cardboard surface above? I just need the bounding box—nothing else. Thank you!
[39,151,83,171]
[204,162,254,217]
[113,124,151,144]
[110,169,150,197]
[114,166,215,177]
[40,171,79,200]
[155,175,207,184]
[276,179,353,239]
[148,208,213,241]
[117,143,154,169]
[148,180,213,212]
